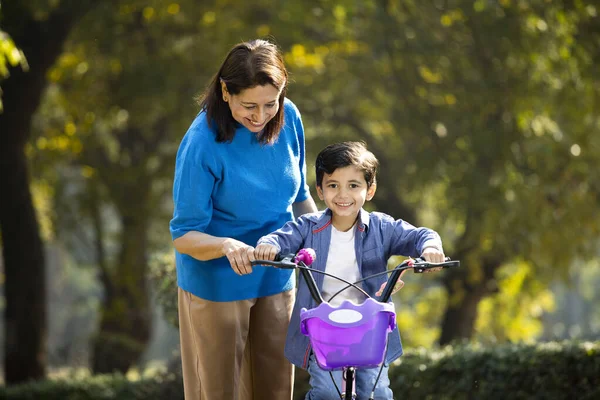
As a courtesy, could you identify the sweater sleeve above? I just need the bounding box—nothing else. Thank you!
[170,125,217,240]
[287,99,310,203]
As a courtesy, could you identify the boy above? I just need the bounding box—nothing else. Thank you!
[255,141,445,399]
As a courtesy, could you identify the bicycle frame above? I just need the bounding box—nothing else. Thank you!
[253,252,460,400]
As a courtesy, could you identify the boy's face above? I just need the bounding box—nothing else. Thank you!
[317,165,376,231]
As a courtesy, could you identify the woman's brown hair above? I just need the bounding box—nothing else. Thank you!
[197,39,288,144]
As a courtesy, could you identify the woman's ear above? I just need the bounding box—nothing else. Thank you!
[316,185,324,201]
[220,79,229,101]
[366,182,377,201]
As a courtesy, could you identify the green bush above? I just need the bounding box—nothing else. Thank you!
[388,341,599,400]
[2,341,598,399]
[0,372,183,400]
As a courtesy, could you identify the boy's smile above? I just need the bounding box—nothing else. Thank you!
[317,165,376,231]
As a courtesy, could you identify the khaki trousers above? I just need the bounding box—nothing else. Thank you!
[178,288,295,400]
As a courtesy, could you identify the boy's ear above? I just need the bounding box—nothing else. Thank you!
[316,185,324,200]
[366,182,377,201]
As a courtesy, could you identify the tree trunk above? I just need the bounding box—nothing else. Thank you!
[91,193,152,373]
[0,144,47,383]
[1,2,100,383]
[438,282,487,345]
[0,10,71,385]
[438,257,500,345]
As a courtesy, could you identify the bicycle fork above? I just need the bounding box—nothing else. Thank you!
[341,367,357,399]
[342,366,380,400]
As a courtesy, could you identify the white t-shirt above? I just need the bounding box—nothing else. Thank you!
[321,224,365,306]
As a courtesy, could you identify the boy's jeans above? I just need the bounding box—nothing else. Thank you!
[304,354,394,399]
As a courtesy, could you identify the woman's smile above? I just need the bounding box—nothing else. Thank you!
[247,118,266,128]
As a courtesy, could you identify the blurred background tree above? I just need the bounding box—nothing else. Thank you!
[281,0,600,344]
[1,0,598,386]
[0,0,112,383]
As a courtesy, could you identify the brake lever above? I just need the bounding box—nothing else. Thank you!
[274,253,298,269]
[412,257,460,273]
[251,253,297,269]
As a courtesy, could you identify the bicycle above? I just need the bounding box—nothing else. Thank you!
[253,248,460,400]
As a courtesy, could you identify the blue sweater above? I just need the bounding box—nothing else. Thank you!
[170,98,311,301]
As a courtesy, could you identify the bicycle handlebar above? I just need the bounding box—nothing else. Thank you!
[252,250,326,304]
[378,257,460,303]
[251,249,460,305]
[252,248,316,269]
[252,255,297,269]
[412,257,460,273]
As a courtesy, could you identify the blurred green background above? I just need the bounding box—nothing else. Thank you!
[1,0,599,398]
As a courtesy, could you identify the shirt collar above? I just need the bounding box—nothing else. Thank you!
[310,208,370,233]
[357,208,370,232]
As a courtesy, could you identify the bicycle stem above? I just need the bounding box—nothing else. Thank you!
[298,262,325,305]
[378,261,412,303]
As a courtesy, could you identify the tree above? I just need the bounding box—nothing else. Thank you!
[0,0,109,383]
[281,0,600,343]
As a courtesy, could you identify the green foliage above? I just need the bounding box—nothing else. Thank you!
[0,371,184,400]
[475,261,556,343]
[147,251,178,327]
[0,31,27,76]
[91,332,147,374]
[388,341,600,400]
[0,29,27,111]
[394,281,447,348]
[387,254,449,348]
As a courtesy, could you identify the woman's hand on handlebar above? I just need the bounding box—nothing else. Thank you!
[420,247,446,272]
[223,238,256,275]
[255,244,279,262]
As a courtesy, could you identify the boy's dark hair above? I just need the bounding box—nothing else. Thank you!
[315,141,379,188]
[197,39,288,144]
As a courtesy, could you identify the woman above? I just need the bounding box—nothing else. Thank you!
[170,39,317,400]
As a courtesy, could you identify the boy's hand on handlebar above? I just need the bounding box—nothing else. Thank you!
[223,239,255,275]
[255,244,279,262]
[420,247,446,272]
[375,270,407,297]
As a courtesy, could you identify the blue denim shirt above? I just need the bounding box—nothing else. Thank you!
[257,208,443,369]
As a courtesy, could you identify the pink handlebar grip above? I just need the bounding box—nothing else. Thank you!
[295,248,316,266]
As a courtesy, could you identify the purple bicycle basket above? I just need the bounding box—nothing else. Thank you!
[300,298,396,370]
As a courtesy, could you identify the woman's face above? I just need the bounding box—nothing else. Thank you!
[222,83,282,132]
